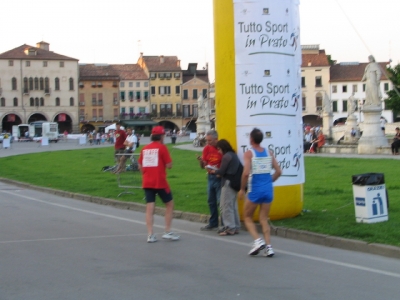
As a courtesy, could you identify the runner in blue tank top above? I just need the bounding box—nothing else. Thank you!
[238,128,282,257]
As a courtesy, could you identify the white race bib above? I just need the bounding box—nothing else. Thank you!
[143,149,159,167]
[251,156,272,174]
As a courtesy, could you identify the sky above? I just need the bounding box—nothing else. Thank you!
[1,0,399,82]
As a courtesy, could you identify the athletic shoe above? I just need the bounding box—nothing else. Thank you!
[162,232,180,241]
[200,224,218,231]
[265,246,275,257]
[147,234,157,243]
[248,238,266,256]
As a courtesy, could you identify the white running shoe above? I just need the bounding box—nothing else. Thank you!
[248,238,266,255]
[162,232,180,241]
[147,234,157,243]
[265,246,275,257]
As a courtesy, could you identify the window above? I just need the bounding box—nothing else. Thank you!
[40,97,44,106]
[112,81,118,87]
[98,109,103,120]
[165,73,171,79]
[384,83,389,91]
[114,108,119,119]
[129,82,133,87]
[120,82,125,88]
[44,77,49,93]
[34,77,39,90]
[174,72,180,79]
[150,73,156,79]
[332,85,337,93]
[136,82,140,87]
[193,104,198,117]
[69,78,74,90]
[176,86,181,94]
[193,89,198,99]
[176,103,182,116]
[26,61,30,67]
[12,77,17,90]
[120,91,125,101]
[144,82,149,87]
[92,109,97,119]
[315,76,322,87]
[159,86,171,95]
[60,62,64,67]
[79,93,85,106]
[55,78,60,90]
[316,93,323,110]
[113,93,118,104]
[13,97,18,107]
[9,60,13,66]
[139,107,145,114]
[23,77,28,94]
[183,89,188,100]
[301,77,305,88]
[1,97,5,107]
[202,89,207,98]
[91,81,96,87]
[98,93,103,105]
[159,73,165,79]
[352,85,358,93]
[29,77,33,90]
[129,91,134,101]
[144,91,149,101]
[363,84,366,92]
[56,97,60,106]
[136,91,141,100]
[92,93,97,105]
[343,100,347,112]
[70,97,74,106]
[332,101,338,112]
[43,61,48,67]
[302,94,306,111]
[342,85,347,93]
[183,105,190,117]
[151,104,158,115]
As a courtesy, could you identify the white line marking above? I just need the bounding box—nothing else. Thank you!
[2,189,400,279]
[0,234,141,244]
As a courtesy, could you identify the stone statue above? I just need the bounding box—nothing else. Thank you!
[361,55,382,106]
[348,93,357,116]
[323,92,331,114]
[197,95,209,121]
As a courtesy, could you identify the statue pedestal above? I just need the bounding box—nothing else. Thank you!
[343,115,359,143]
[322,112,333,140]
[196,118,211,135]
[358,106,388,154]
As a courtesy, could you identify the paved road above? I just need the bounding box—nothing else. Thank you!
[0,181,399,300]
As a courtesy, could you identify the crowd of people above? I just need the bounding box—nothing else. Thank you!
[303,127,325,153]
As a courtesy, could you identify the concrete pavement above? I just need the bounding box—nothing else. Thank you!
[1,137,400,259]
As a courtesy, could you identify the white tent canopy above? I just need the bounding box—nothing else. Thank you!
[105,123,124,133]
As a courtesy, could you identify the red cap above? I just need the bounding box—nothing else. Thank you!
[151,126,165,135]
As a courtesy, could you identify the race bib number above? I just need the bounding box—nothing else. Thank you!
[252,157,272,174]
[143,149,159,167]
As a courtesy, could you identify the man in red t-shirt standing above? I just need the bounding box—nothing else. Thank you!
[138,126,180,243]
[197,129,223,231]
[113,121,127,172]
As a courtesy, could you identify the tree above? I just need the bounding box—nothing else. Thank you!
[384,64,400,117]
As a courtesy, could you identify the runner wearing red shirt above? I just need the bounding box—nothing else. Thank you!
[138,126,180,243]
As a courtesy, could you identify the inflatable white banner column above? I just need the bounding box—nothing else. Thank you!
[214,0,304,220]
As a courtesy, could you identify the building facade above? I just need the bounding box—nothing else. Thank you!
[0,42,79,133]
[137,54,183,131]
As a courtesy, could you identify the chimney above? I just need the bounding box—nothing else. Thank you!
[36,41,50,51]
[308,60,312,66]
[177,60,181,67]
[160,55,164,64]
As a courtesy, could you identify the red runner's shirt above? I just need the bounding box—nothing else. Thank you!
[139,142,172,189]
[202,144,222,174]
[114,129,127,149]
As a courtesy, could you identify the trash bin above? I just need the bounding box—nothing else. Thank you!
[352,173,388,223]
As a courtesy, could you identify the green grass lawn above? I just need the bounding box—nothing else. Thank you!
[0,145,399,247]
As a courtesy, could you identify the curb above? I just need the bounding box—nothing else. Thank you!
[1,177,400,260]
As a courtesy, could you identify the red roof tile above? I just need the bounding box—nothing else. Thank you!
[79,64,148,81]
[0,44,78,61]
[141,56,181,71]
[330,62,389,82]
[301,50,330,67]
